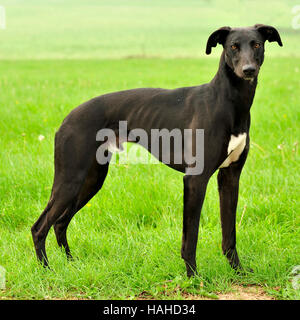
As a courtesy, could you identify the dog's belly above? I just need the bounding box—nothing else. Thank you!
[219,133,247,168]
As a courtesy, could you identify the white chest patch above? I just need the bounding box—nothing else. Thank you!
[219,133,247,168]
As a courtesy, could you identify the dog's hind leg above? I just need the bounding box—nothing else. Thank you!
[53,160,110,259]
[31,126,99,267]
[31,197,55,266]
[31,178,84,267]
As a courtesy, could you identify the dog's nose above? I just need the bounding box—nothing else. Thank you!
[242,65,256,77]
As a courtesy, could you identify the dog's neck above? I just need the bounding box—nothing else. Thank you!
[211,51,258,115]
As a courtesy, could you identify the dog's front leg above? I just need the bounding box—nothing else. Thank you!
[217,162,245,271]
[181,175,208,277]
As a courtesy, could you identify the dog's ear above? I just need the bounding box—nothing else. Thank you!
[254,24,283,46]
[206,26,231,55]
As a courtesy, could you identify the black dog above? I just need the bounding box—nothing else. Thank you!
[32,24,282,277]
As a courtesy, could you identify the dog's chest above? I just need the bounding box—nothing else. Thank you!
[219,133,247,168]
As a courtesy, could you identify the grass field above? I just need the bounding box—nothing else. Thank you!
[0,0,299,300]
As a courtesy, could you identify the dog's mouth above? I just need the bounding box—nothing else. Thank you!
[235,70,258,81]
[235,72,257,81]
[243,67,260,81]
[243,76,255,81]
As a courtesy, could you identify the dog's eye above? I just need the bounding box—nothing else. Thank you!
[254,43,260,49]
[231,44,238,50]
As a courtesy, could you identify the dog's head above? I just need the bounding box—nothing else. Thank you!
[206,24,283,80]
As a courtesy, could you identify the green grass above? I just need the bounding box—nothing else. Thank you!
[0,58,299,299]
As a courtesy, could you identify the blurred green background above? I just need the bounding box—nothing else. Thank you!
[0,0,299,59]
